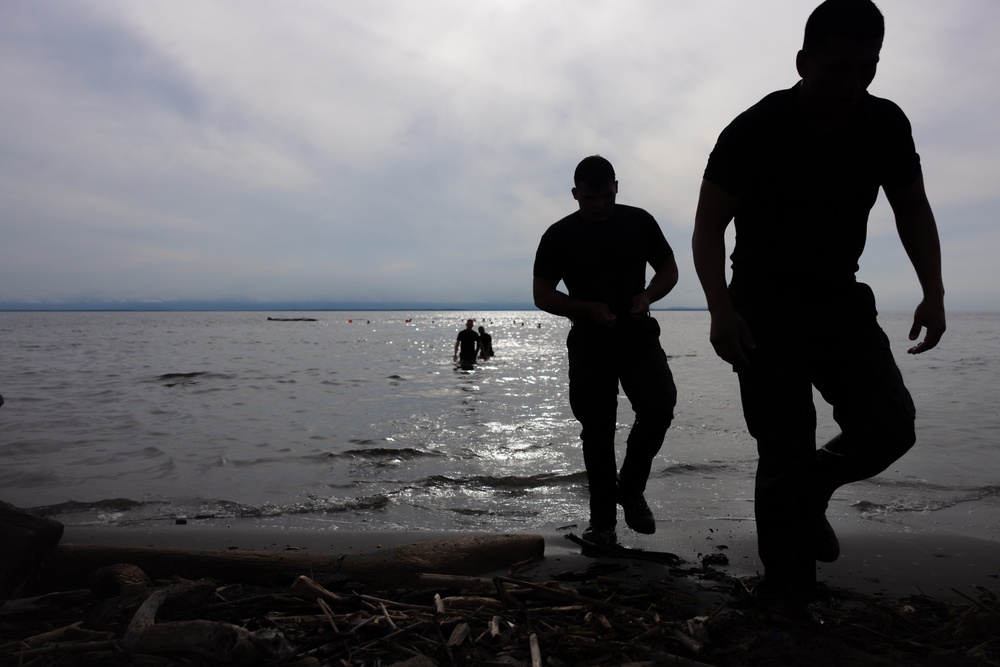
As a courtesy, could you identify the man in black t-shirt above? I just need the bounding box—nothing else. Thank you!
[692,0,946,615]
[534,155,679,546]
[453,319,480,367]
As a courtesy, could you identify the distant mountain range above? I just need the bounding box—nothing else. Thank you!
[0,299,705,312]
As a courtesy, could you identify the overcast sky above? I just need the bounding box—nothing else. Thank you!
[1,0,997,310]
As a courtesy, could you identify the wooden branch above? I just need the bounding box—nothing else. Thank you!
[41,533,545,590]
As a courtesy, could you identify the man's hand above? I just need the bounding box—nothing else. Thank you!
[629,293,651,319]
[709,305,755,366]
[907,299,946,354]
[588,302,617,328]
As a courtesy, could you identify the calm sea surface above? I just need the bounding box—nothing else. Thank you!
[1,310,997,541]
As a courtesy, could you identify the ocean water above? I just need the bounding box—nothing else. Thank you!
[1,310,997,542]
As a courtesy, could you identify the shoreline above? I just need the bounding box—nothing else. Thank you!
[58,514,1000,603]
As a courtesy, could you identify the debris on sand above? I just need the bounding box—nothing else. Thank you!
[2,552,998,666]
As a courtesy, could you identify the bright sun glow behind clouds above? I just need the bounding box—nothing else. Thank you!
[0,0,997,310]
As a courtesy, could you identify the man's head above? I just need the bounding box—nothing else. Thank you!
[478,326,485,334]
[796,0,884,122]
[466,319,475,329]
[572,155,618,222]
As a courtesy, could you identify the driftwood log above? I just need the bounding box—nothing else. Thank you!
[0,502,64,599]
[41,533,545,591]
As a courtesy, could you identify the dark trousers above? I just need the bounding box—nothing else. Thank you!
[567,317,677,524]
[734,282,915,600]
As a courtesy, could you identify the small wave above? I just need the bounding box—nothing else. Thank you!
[281,493,392,514]
[31,497,290,524]
[448,507,540,519]
[31,498,157,517]
[865,476,961,493]
[158,372,207,380]
[327,495,390,513]
[423,471,585,491]
[852,483,1000,519]
[343,446,442,460]
[657,461,744,477]
[34,497,149,517]
[157,371,206,387]
[153,371,238,387]
[852,498,948,521]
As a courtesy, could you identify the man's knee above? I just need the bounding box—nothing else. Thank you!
[579,423,616,446]
[634,412,672,438]
[630,381,676,430]
[884,417,916,460]
[865,406,916,459]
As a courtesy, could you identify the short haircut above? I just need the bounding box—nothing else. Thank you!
[803,0,884,51]
[574,155,616,189]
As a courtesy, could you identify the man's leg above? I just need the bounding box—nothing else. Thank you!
[813,286,916,506]
[568,337,620,529]
[615,329,676,535]
[738,346,820,604]
[618,323,677,495]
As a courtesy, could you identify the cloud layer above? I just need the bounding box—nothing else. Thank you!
[1,0,996,310]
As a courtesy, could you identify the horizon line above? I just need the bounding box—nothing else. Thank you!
[0,299,708,313]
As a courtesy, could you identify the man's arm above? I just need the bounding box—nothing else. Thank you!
[532,277,616,328]
[453,336,460,360]
[630,254,679,318]
[691,179,754,366]
[884,174,946,354]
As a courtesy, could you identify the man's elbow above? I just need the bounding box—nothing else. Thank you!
[665,261,680,288]
[532,281,554,312]
[657,259,680,289]
[534,294,554,314]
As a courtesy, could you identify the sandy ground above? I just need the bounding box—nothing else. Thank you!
[59,513,1000,604]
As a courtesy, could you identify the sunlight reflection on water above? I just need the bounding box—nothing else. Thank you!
[0,310,996,541]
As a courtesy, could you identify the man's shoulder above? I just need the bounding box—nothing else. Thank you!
[614,203,653,218]
[858,91,910,125]
[727,86,796,131]
[612,204,660,229]
[541,211,580,237]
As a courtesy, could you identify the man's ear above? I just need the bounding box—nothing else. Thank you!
[571,187,579,201]
[613,180,619,194]
[795,49,808,79]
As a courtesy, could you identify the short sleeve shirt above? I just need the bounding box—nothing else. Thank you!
[703,84,921,290]
[533,204,673,324]
[456,329,479,356]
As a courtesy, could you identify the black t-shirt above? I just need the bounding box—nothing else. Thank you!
[456,329,479,356]
[703,84,921,293]
[533,204,673,326]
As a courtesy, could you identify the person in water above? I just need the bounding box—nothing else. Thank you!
[453,319,480,367]
[477,326,494,359]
